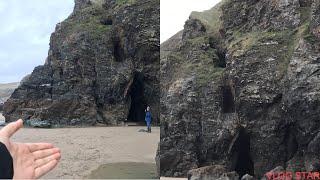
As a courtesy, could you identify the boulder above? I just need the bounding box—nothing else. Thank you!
[25,119,52,128]
[187,165,228,180]
[241,174,253,180]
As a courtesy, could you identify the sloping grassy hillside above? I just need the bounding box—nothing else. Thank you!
[0,82,19,103]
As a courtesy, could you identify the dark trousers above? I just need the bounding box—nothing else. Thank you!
[146,121,151,133]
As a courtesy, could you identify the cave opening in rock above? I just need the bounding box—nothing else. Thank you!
[299,0,312,7]
[283,127,298,161]
[126,72,146,123]
[208,37,227,68]
[113,39,123,62]
[216,50,227,68]
[230,127,254,178]
[222,86,235,113]
[101,18,113,25]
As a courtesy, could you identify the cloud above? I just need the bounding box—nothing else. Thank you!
[0,0,74,83]
[160,0,221,43]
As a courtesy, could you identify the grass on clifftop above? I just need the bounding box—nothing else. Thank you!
[190,0,225,39]
[63,4,111,40]
[167,50,224,87]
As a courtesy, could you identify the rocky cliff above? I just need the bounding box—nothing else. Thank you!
[159,0,320,178]
[4,0,160,126]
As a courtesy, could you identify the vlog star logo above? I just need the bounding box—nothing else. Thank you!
[265,171,320,180]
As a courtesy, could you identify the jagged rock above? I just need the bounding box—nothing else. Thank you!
[74,0,92,13]
[4,0,160,126]
[182,19,206,40]
[159,0,320,178]
[20,74,31,84]
[311,0,320,38]
[187,165,227,180]
[217,171,239,180]
[25,119,52,128]
[241,174,253,180]
[221,0,301,32]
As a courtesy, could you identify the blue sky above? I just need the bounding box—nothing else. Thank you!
[0,0,74,83]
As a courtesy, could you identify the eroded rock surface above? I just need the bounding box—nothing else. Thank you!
[159,0,320,178]
[4,0,160,126]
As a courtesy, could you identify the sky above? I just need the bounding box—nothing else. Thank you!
[160,0,221,43]
[0,0,74,83]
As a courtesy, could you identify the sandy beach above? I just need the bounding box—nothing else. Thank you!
[9,126,160,179]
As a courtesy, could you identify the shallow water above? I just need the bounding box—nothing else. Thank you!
[86,162,158,179]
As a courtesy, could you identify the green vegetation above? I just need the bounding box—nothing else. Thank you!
[301,22,318,44]
[165,0,318,87]
[90,0,105,7]
[185,36,208,45]
[165,44,224,87]
[190,0,224,39]
[227,17,316,79]
[196,66,224,86]
[228,29,298,78]
[63,4,111,40]
[300,7,311,23]
[179,36,224,86]
[116,0,135,5]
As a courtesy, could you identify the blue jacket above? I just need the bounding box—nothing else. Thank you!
[145,111,152,122]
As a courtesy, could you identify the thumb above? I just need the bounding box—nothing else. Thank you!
[0,119,23,138]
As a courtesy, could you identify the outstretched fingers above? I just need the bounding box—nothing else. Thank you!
[0,119,23,138]
[33,147,60,160]
[26,143,54,153]
[34,152,61,168]
[34,159,59,178]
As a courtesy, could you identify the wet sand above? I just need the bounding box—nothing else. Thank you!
[10,126,160,179]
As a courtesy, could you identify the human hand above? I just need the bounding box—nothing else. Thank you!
[0,119,61,179]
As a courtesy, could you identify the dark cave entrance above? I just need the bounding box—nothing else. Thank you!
[113,39,124,62]
[100,18,113,25]
[216,50,227,68]
[283,126,298,162]
[222,86,235,113]
[126,72,146,123]
[230,127,254,178]
[208,37,227,68]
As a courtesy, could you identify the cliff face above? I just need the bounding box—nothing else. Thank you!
[4,0,160,126]
[160,0,320,178]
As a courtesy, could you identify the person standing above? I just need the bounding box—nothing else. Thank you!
[145,106,152,133]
